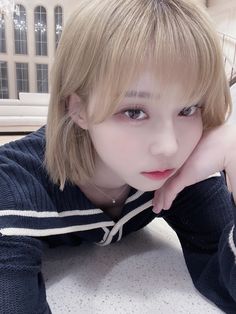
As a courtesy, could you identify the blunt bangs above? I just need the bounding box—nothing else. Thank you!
[84,0,230,127]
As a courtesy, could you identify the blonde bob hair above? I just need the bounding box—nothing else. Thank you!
[45,0,232,190]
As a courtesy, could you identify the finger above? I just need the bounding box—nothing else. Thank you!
[152,190,164,213]
[164,191,179,210]
[152,190,158,208]
[160,169,194,209]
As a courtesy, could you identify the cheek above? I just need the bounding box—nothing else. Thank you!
[178,118,203,156]
[89,126,139,163]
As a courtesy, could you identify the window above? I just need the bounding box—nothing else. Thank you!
[54,6,63,49]
[36,64,48,93]
[16,62,29,96]
[0,61,9,98]
[13,5,28,54]
[0,14,6,53]
[34,6,47,56]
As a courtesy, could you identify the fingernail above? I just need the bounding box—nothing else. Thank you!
[152,206,161,214]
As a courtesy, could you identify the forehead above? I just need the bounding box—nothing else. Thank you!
[123,70,194,104]
[88,58,205,123]
[125,71,157,100]
[126,71,156,89]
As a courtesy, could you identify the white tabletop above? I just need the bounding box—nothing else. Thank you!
[42,219,222,314]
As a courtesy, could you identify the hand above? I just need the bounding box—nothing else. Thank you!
[152,123,236,213]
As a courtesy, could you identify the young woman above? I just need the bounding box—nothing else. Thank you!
[0,0,235,313]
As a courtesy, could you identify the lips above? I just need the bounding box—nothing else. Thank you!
[141,169,175,180]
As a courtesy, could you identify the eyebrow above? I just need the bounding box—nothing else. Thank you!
[125,90,154,99]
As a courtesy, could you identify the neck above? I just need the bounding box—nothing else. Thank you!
[79,181,130,208]
[79,156,130,207]
[90,157,126,189]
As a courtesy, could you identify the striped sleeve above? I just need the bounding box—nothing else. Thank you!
[0,166,114,238]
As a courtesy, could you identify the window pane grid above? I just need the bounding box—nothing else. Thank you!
[0,14,6,53]
[13,5,28,55]
[35,6,47,56]
[16,62,29,96]
[54,6,63,49]
[36,64,48,93]
[0,61,9,98]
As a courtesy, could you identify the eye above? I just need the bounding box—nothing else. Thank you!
[179,104,201,117]
[123,108,147,120]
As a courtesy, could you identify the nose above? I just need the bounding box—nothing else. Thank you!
[149,124,179,157]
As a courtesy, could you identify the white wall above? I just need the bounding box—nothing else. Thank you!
[208,0,236,38]
[206,1,236,82]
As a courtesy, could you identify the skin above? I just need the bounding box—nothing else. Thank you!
[152,123,236,213]
[69,69,204,207]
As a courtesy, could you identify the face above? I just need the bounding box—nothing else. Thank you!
[82,70,203,191]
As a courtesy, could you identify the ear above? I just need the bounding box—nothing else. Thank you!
[67,93,89,130]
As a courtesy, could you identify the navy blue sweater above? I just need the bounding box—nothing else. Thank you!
[0,126,236,313]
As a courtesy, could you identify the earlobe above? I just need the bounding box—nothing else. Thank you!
[67,93,89,129]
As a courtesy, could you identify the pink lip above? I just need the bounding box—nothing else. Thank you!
[141,169,175,180]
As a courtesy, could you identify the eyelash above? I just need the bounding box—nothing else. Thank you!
[122,106,146,120]
[120,104,202,121]
[179,104,202,117]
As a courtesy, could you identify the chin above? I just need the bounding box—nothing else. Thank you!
[130,181,165,192]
